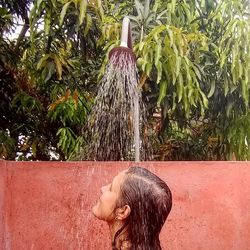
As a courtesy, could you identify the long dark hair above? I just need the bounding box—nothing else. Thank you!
[113,166,172,250]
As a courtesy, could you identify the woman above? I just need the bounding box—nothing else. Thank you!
[92,166,172,250]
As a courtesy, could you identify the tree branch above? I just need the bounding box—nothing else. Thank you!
[14,16,29,53]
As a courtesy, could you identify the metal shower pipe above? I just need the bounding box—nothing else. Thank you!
[120,16,140,162]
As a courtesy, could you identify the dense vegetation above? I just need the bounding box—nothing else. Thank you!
[0,0,250,160]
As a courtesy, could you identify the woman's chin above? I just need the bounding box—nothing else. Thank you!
[92,203,100,218]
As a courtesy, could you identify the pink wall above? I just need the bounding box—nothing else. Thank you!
[0,161,250,250]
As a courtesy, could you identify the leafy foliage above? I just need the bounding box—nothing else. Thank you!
[129,0,250,160]
[0,0,250,160]
[0,0,100,160]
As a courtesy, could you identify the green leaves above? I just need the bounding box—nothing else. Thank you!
[37,48,74,81]
[136,24,209,117]
[59,0,97,33]
[227,113,250,160]
[129,0,250,160]
[129,0,166,42]
[56,127,82,159]
[157,80,167,106]
[48,89,88,126]
[215,4,250,106]
[12,91,43,114]
[79,0,87,26]
[4,0,102,160]
[84,13,92,36]
[207,79,215,98]
[48,89,89,159]
[2,0,250,160]
[0,130,16,160]
[60,2,71,26]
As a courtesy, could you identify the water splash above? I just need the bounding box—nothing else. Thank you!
[87,49,151,161]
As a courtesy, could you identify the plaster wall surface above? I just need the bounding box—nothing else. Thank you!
[0,161,249,250]
[0,161,6,248]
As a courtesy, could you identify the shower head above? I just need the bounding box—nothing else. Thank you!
[108,16,136,64]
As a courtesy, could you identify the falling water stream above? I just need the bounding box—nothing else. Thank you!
[87,49,151,161]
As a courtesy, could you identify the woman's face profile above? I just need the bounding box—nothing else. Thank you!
[92,170,126,221]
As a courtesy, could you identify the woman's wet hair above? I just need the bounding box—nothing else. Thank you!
[113,166,172,250]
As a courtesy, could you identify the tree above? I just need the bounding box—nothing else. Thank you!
[129,0,250,160]
[0,0,249,160]
[0,0,102,160]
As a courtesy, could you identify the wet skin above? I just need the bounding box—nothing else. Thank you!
[92,170,126,222]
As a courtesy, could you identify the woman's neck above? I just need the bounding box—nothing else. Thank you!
[108,221,131,250]
[108,220,122,240]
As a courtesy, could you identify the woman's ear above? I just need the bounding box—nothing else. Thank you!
[116,205,131,220]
